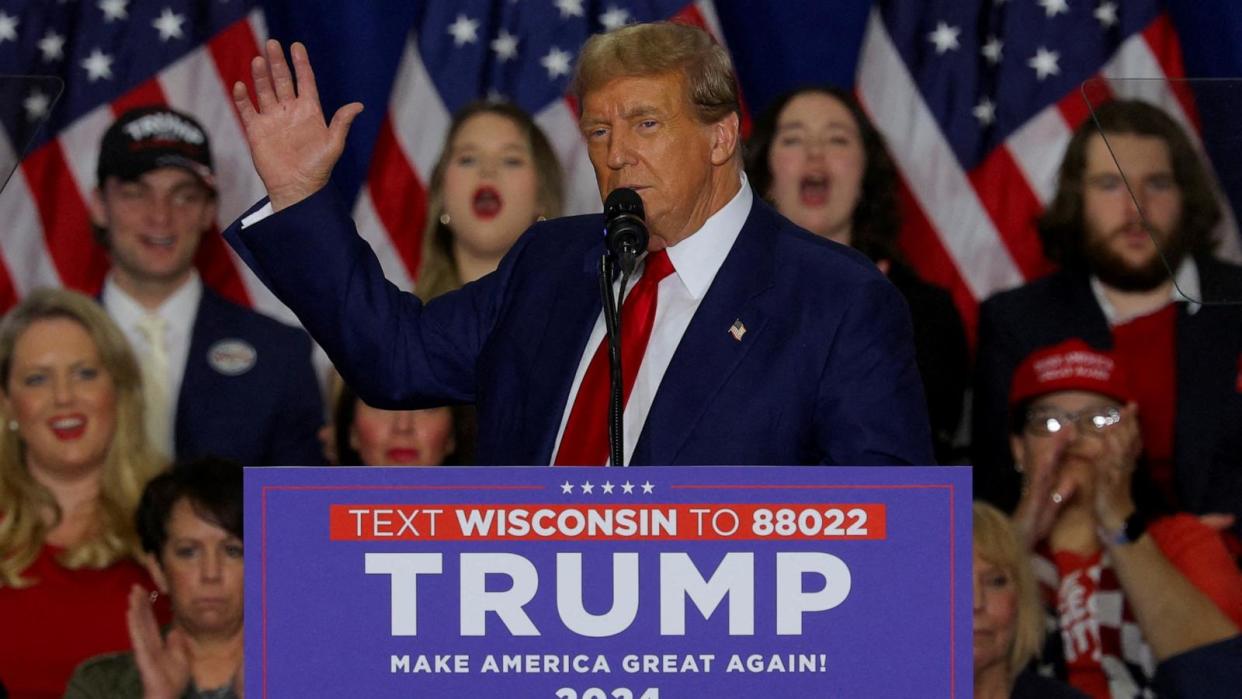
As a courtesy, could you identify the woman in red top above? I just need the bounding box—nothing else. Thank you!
[0,288,166,698]
[1008,338,1242,698]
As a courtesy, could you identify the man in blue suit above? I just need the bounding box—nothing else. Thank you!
[90,106,324,466]
[225,23,932,466]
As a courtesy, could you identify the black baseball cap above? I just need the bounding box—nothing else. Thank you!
[96,105,215,189]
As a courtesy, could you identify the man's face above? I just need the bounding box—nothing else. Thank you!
[91,167,216,288]
[1081,132,1184,290]
[580,72,734,249]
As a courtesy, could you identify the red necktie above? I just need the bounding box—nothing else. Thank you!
[554,250,675,466]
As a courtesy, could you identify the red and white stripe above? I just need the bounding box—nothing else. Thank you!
[857,9,1239,342]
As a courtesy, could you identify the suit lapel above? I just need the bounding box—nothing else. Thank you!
[175,290,213,451]
[631,204,777,465]
[512,244,606,464]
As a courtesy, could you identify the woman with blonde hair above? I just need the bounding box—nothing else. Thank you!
[0,288,166,697]
[974,501,1086,698]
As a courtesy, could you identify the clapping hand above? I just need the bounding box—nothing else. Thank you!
[127,584,191,699]
[231,40,364,211]
[1012,433,1074,549]
[1090,402,1142,532]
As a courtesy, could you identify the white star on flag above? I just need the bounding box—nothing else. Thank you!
[981,36,1003,64]
[81,48,114,82]
[973,98,996,126]
[621,481,635,494]
[0,12,18,43]
[37,30,65,61]
[98,0,129,23]
[599,6,630,31]
[601,481,615,494]
[153,8,186,41]
[1095,2,1119,28]
[580,481,595,494]
[927,21,960,55]
[490,29,518,61]
[447,14,479,47]
[1028,46,1060,80]
[555,0,584,19]
[541,46,572,79]
[640,481,654,494]
[560,481,575,494]
[23,90,50,120]
[1038,0,1070,18]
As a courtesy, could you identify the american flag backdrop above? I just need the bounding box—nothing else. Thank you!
[1,0,1240,343]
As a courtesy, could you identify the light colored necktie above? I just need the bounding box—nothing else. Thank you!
[136,313,173,458]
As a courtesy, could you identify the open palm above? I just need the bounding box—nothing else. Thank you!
[232,40,363,211]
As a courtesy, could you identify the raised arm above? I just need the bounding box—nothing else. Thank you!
[231,40,363,211]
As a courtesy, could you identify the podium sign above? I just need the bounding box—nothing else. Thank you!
[245,466,970,698]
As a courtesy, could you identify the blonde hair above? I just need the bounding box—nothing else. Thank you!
[415,101,564,301]
[571,21,740,125]
[0,288,165,587]
[973,501,1044,673]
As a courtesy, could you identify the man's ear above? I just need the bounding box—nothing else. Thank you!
[88,188,110,229]
[141,552,170,595]
[709,112,741,167]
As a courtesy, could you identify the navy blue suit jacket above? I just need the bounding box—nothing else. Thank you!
[973,258,1242,530]
[224,188,933,466]
[173,288,325,466]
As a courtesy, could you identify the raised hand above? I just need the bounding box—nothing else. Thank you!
[127,584,191,699]
[232,40,364,211]
[1091,402,1142,531]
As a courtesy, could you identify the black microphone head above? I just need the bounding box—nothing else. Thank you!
[604,187,645,221]
[604,188,648,275]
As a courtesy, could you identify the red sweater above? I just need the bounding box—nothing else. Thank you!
[0,545,166,699]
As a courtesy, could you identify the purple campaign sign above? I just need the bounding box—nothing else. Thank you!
[244,466,971,698]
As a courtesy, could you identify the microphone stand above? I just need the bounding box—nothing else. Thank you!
[599,254,633,467]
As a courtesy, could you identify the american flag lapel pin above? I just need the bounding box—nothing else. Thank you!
[729,319,746,342]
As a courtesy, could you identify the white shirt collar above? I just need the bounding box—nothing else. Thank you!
[661,172,753,300]
[1089,255,1201,326]
[102,271,203,337]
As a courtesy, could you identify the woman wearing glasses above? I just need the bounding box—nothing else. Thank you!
[1007,339,1242,698]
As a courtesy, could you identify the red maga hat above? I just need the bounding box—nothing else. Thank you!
[1009,339,1131,407]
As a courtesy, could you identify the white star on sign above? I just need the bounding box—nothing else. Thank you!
[447,14,479,47]
[601,481,615,494]
[599,6,630,31]
[973,98,996,126]
[927,21,960,55]
[981,36,1003,64]
[23,90,50,120]
[98,0,129,22]
[1028,46,1060,81]
[560,481,574,494]
[0,12,18,43]
[621,481,635,494]
[555,0,584,19]
[81,48,114,82]
[38,30,65,61]
[1038,0,1070,18]
[641,481,654,494]
[580,481,595,494]
[541,46,572,79]
[1095,1,1119,28]
[153,8,186,41]
[490,29,518,61]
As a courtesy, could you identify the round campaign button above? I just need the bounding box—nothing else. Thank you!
[207,339,257,376]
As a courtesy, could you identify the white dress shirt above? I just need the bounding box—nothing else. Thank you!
[1089,255,1201,326]
[102,272,203,450]
[551,176,755,466]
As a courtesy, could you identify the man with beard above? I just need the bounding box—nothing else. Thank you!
[973,100,1242,538]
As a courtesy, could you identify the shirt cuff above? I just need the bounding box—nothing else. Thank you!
[241,202,275,229]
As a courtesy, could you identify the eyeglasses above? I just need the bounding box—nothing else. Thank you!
[1023,406,1122,437]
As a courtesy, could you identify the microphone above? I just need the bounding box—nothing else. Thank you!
[604,187,648,276]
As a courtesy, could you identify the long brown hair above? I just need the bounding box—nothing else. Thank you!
[1038,99,1221,269]
[414,101,564,301]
